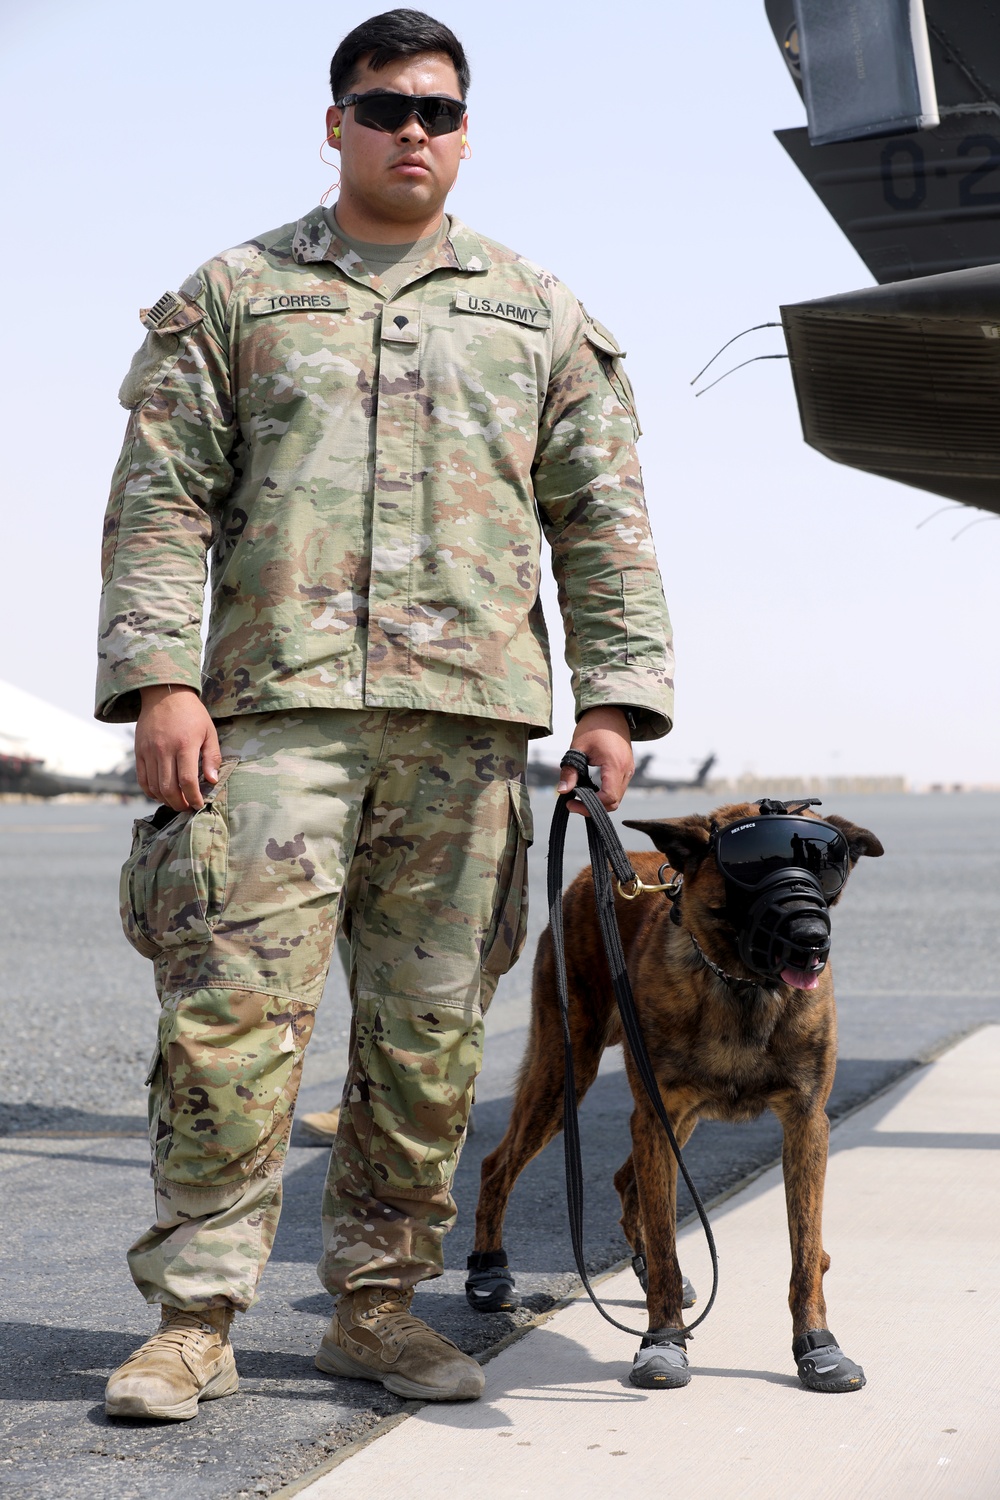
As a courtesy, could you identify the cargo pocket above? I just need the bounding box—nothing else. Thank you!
[152,989,317,1186]
[119,758,238,958]
[482,780,534,978]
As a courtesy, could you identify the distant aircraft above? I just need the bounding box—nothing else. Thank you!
[525,752,715,793]
[632,753,717,792]
[0,679,139,798]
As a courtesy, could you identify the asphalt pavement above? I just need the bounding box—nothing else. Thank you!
[1,790,999,1497]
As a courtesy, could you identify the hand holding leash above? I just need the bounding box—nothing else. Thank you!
[556,706,634,815]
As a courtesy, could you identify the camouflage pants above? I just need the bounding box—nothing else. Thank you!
[120,709,532,1311]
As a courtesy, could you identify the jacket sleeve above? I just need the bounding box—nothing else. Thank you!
[532,300,674,741]
[95,276,236,723]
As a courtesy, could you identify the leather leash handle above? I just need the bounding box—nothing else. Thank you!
[548,749,719,1340]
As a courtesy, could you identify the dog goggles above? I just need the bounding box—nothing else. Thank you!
[336,91,465,136]
[713,816,850,899]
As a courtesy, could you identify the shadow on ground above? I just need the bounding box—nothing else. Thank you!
[0,1052,919,1500]
[0,1103,147,1137]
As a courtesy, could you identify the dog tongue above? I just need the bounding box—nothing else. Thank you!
[781,965,822,990]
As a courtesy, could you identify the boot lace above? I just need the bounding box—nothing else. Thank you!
[356,1292,460,1353]
[125,1308,225,1365]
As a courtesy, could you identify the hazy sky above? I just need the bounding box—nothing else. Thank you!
[2,0,997,784]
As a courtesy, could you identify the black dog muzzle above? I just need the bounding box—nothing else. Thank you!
[711,801,849,984]
[732,869,832,980]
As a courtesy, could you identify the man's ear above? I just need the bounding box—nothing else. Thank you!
[325,103,344,150]
[621,815,712,870]
[826,814,884,862]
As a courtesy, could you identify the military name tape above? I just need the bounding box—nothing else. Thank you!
[248,293,349,315]
[454,292,550,327]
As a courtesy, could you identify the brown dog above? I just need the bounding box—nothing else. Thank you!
[467,802,883,1391]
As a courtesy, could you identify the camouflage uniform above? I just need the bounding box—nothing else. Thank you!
[121,708,529,1307]
[100,207,673,1311]
[97,208,672,733]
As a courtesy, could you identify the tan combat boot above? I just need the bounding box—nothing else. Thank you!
[298,1107,475,1144]
[316,1287,485,1401]
[105,1305,239,1421]
[298,1107,341,1143]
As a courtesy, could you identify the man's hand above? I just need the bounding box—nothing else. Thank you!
[135,685,222,811]
[556,707,634,817]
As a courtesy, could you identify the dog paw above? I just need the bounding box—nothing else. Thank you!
[793,1329,866,1393]
[465,1250,519,1313]
[630,1255,697,1309]
[628,1332,691,1389]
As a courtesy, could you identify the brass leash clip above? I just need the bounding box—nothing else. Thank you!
[615,867,683,901]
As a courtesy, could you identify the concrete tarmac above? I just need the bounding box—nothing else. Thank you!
[1,791,999,1497]
[296,1025,1000,1500]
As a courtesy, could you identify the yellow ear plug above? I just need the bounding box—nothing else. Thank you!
[332,126,341,138]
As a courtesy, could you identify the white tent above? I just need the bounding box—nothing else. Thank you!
[0,679,132,778]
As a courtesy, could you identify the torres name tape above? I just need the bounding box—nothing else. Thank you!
[454,291,550,327]
[249,293,349,315]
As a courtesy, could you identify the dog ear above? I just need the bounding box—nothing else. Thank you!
[621,815,712,870]
[825,814,884,862]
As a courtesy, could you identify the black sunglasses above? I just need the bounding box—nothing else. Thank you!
[714,816,850,898]
[336,91,465,136]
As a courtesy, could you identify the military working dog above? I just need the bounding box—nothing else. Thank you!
[466,801,883,1392]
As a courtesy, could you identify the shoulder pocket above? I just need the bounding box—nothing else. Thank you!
[482,780,534,979]
[119,759,237,958]
[118,294,207,410]
[585,316,642,438]
[118,332,181,410]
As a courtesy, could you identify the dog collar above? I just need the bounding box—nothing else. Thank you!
[688,933,774,1001]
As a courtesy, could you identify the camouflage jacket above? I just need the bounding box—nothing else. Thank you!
[97,207,673,738]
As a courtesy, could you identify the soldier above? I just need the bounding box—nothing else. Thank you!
[99,7,673,1420]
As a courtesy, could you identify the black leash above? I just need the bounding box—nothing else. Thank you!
[547,749,719,1340]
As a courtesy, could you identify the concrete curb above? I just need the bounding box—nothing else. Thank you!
[283,1022,1000,1499]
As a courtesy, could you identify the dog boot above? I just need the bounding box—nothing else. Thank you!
[105,1304,238,1420]
[316,1286,485,1401]
[465,1249,519,1312]
[793,1329,866,1392]
[629,1328,691,1389]
[630,1253,697,1309]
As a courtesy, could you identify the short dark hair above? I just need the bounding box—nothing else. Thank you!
[330,9,470,102]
